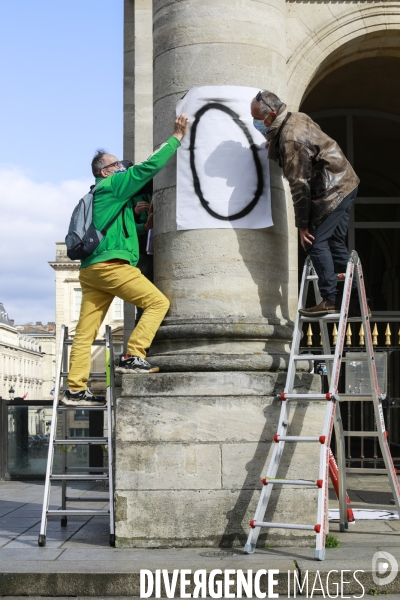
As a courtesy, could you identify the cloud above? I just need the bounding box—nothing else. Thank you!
[0,167,92,324]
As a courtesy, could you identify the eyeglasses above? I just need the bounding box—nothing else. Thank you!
[256,91,273,112]
[102,160,123,171]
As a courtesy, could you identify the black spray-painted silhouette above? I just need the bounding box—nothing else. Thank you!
[189,103,264,221]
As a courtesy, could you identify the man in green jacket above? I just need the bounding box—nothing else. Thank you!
[62,114,189,407]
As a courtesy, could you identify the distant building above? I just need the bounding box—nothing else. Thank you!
[15,322,56,400]
[0,302,44,400]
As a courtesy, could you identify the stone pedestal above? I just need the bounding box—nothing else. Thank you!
[115,372,322,548]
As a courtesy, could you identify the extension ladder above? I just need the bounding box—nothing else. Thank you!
[38,325,115,547]
[244,251,400,560]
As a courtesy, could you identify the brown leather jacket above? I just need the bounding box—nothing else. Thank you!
[269,112,359,229]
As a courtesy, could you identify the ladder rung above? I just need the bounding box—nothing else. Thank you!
[343,431,380,437]
[50,474,108,481]
[300,315,365,322]
[274,435,323,443]
[346,468,388,474]
[65,496,109,502]
[306,275,319,280]
[262,478,322,487]
[66,467,109,472]
[338,394,374,401]
[47,509,109,516]
[57,405,107,411]
[348,503,397,511]
[54,438,108,445]
[250,520,318,531]
[64,339,106,346]
[294,354,334,360]
[61,372,106,378]
[280,394,332,400]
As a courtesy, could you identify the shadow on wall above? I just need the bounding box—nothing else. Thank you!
[218,374,312,549]
[204,140,292,358]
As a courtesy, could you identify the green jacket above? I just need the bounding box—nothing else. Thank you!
[80,137,180,268]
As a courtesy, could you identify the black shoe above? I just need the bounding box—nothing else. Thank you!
[61,389,106,407]
[299,299,341,317]
[115,355,160,374]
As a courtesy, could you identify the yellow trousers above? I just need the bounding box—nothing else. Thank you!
[67,262,170,391]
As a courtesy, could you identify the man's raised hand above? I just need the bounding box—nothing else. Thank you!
[173,114,189,141]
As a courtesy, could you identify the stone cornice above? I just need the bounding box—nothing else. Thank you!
[48,261,79,271]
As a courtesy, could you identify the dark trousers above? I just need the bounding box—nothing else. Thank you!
[305,187,358,302]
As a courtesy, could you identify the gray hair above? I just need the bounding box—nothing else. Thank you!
[91,148,107,177]
[253,91,285,117]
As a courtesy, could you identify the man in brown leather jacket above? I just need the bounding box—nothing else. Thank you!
[251,90,360,316]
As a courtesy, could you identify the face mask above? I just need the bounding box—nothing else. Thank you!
[253,119,269,136]
[113,167,126,174]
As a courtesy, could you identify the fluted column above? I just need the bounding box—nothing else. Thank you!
[151,0,293,371]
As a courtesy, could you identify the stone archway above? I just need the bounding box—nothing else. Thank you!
[286,4,400,110]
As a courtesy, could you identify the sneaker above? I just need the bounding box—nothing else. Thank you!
[298,299,340,317]
[115,355,160,374]
[61,389,106,407]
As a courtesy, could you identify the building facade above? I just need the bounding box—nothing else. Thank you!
[0,303,44,401]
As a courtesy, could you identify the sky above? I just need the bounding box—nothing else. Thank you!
[0,0,123,325]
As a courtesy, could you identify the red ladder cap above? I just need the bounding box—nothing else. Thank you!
[250,520,257,529]
[262,478,268,486]
[274,434,280,443]
[385,431,389,438]
[319,436,326,444]
[316,479,323,488]
[314,524,321,533]
[326,393,332,400]
[280,393,287,400]
[337,274,345,279]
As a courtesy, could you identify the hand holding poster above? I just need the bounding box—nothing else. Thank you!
[176,86,273,230]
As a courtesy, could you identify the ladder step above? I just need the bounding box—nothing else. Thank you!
[250,520,320,532]
[348,503,397,511]
[306,275,319,280]
[279,393,334,400]
[66,467,109,472]
[343,431,380,437]
[50,474,108,481]
[54,438,108,445]
[294,354,334,360]
[300,315,364,322]
[337,394,374,401]
[262,478,323,488]
[65,496,109,502]
[346,468,388,474]
[57,405,107,411]
[64,339,106,346]
[274,435,325,443]
[47,509,109,516]
[61,371,106,378]
[293,355,369,362]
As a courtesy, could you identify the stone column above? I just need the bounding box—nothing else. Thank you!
[150,0,294,371]
[116,0,323,549]
[123,0,154,350]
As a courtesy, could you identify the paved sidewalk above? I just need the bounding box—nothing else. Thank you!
[1,477,400,596]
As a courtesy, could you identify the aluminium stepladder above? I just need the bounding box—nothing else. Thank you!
[38,324,115,547]
[244,250,400,560]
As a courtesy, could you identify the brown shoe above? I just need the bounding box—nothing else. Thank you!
[299,299,340,317]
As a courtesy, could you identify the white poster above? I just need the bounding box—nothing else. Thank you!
[176,86,273,230]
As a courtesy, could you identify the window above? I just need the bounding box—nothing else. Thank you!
[73,288,82,320]
[113,297,123,320]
